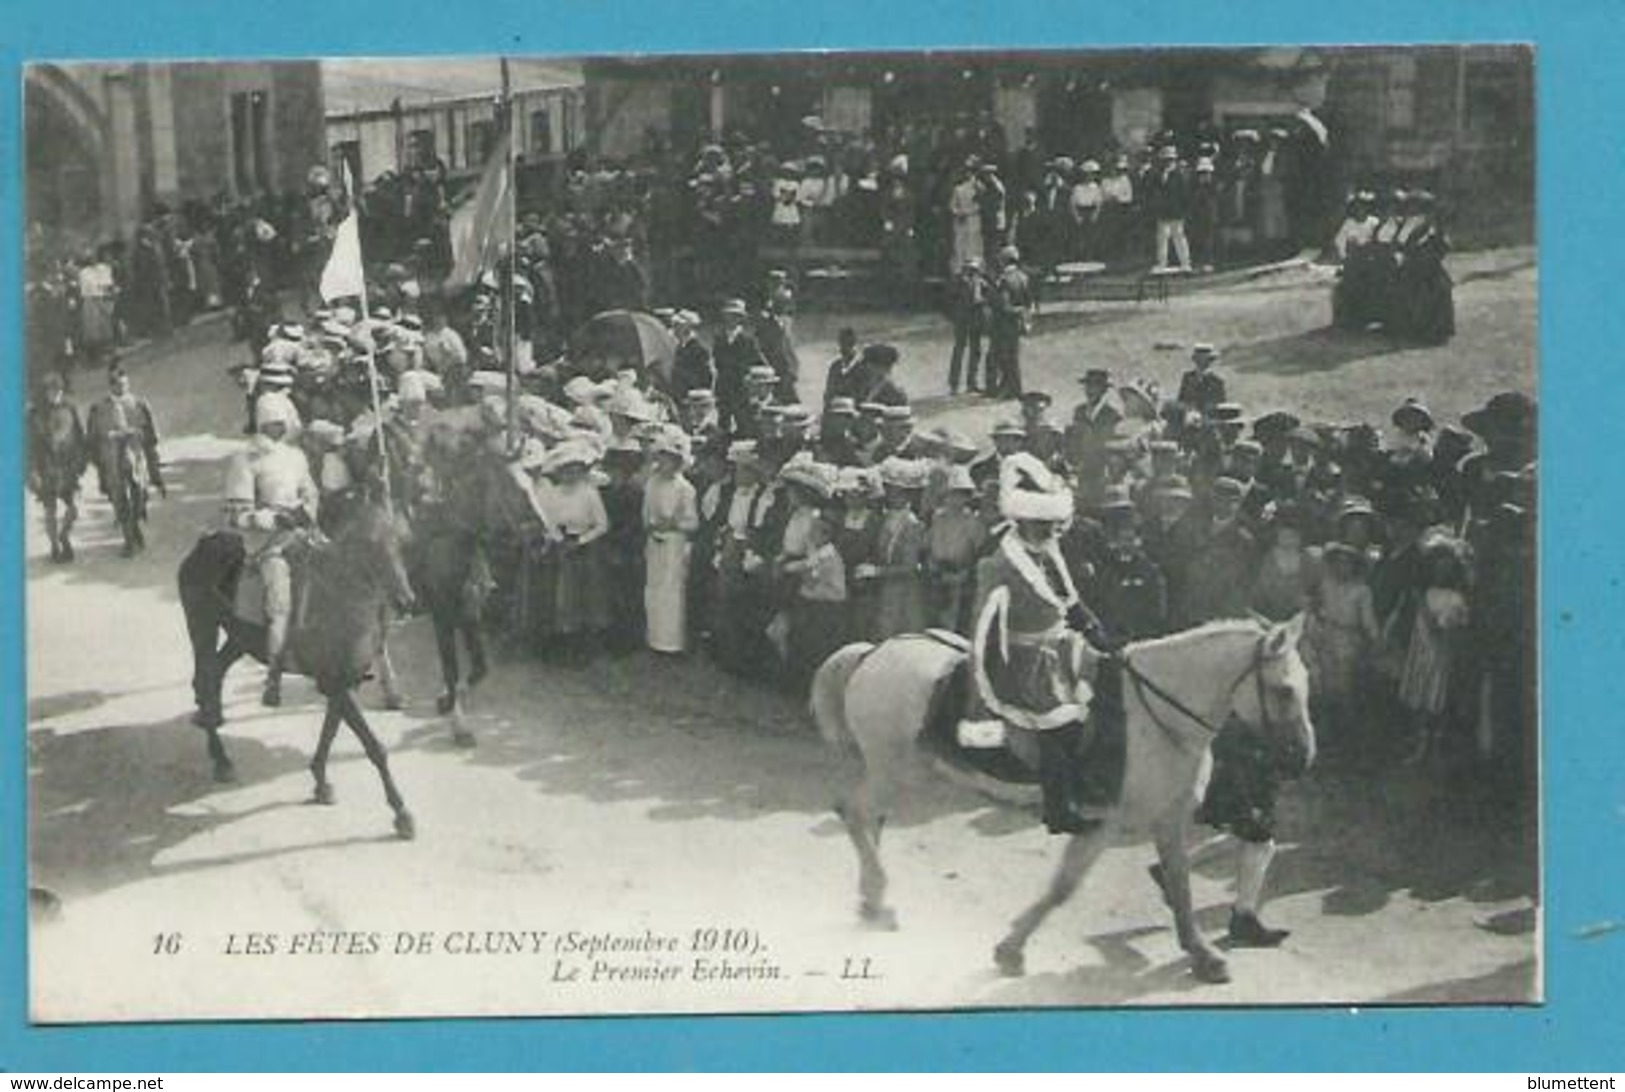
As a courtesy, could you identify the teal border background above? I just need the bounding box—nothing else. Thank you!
[2,0,1619,1072]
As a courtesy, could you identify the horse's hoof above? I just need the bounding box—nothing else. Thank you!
[436,693,456,715]
[452,728,477,749]
[261,687,281,708]
[858,903,898,931]
[192,709,223,730]
[213,761,238,784]
[311,783,336,806]
[1192,955,1231,985]
[993,941,1026,978]
[394,812,417,840]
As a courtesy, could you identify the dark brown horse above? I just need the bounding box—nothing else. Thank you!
[178,499,419,838]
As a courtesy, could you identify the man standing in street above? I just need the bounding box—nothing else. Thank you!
[755,291,801,405]
[947,256,992,395]
[988,245,1035,399]
[712,299,767,438]
[86,363,165,558]
[1145,144,1193,273]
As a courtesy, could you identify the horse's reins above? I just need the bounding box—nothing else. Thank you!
[1120,634,1274,750]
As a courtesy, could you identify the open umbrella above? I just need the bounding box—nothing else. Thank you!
[571,310,678,383]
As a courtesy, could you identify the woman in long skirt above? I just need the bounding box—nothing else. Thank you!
[530,441,611,661]
[1398,544,1472,764]
[643,432,699,654]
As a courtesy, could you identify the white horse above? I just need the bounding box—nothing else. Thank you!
[811,615,1315,985]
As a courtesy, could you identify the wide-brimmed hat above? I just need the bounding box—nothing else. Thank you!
[719,298,749,318]
[538,439,598,477]
[1252,410,1301,442]
[1391,398,1435,434]
[881,403,915,424]
[1336,495,1376,522]
[878,456,929,491]
[942,465,976,493]
[1154,474,1194,501]
[1462,390,1535,441]
[999,452,1072,522]
[824,396,858,417]
[1212,476,1247,502]
[648,427,692,464]
[991,419,1027,439]
[779,457,838,499]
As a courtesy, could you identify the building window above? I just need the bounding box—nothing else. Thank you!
[1386,55,1417,133]
[231,90,272,193]
[250,90,271,190]
[1464,60,1521,138]
[467,119,495,165]
[530,109,553,156]
[408,128,437,169]
[230,92,253,193]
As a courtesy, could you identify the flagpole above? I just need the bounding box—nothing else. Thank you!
[346,163,394,521]
[501,56,520,456]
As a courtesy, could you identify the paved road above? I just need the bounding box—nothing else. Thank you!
[28,258,1538,1021]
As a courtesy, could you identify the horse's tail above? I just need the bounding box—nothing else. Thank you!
[810,640,879,756]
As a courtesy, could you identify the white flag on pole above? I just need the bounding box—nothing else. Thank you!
[319,162,366,303]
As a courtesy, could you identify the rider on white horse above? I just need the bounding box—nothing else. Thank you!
[971,452,1119,835]
[223,391,320,707]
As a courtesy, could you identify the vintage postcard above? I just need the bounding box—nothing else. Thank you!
[24,45,1537,1022]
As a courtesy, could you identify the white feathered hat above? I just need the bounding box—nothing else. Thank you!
[999,452,1073,523]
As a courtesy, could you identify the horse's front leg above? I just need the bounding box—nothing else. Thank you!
[198,635,247,782]
[309,698,343,805]
[375,614,405,711]
[335,688,415,839]
[1153,813,1230,984]
[994,824,1109,977]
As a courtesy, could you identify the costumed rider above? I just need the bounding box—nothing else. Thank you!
[971,453,1125,835]
[222,391,321,708]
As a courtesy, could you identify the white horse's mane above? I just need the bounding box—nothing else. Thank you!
[1124,617,1268,656]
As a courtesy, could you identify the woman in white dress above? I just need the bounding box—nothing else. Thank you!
[948,165,983,276]
[642,428,700,654]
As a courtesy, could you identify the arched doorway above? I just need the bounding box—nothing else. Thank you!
[24,66,111,260]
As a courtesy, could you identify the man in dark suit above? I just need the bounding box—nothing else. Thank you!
[670,309,715,400]
[823,326,867,408]
[1176,343,1227,418]
[754,293,801,404]
[712,299,767,438]
[947,256,992,395]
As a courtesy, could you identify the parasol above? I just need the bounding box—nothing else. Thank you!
[571,310,679,383]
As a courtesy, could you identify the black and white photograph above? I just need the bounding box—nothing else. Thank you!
[24,45,1538,1022]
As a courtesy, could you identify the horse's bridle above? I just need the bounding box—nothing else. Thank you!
[1121,634,1277,751]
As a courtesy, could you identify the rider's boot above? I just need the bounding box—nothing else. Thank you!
[1037,723,1096,835]
[262,615,289,707]
[1227,839,1289,947]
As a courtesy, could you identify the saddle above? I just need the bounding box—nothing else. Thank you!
[923,632,1128,806]
[216,530,319,631]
